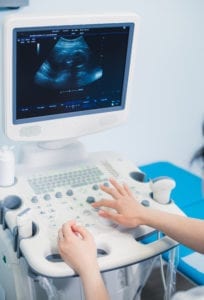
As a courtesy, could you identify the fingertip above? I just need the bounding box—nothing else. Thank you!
[62,220,76,235]
[91,200,102,208]
[99,183,107,191]
[62,219,76,228]
[123,182,130,191]
[109,177,116,184]
[72,223,89,237]
[98,209,104,216]
[71,223,82,230]
[98,209,108,218]
[109,178,123,190]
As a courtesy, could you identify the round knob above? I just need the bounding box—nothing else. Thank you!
[31,196,38,203]
[3,195,22,209]
[86,196,95,204]
[129,171,148,182]
[141,199,150,207]
[66,189,73,196]
[44,194,51,201]
[55,192,62,198]
[92,184,99,191]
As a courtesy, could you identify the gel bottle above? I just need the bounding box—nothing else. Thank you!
[0,146,15,187]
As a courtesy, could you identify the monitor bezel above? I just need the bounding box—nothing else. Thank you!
[3,13,140,142]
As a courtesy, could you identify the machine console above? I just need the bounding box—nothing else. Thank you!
[0,152,184,277]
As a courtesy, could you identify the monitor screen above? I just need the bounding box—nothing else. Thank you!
[4,14,139,141]
[14,24,132,124]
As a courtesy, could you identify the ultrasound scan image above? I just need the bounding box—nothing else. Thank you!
[34,36,103,90]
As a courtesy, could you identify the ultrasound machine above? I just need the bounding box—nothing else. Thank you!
[0,12,184,300]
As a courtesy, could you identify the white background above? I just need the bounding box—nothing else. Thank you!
[0,0,203,174]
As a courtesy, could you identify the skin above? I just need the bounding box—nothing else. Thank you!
[58,220,110,300]
[94,178,204,254]
[58,177,204,300]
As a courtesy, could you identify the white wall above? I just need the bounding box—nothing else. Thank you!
[0,0,203,174]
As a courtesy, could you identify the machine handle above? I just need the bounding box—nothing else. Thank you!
[19,232,178,278]
[140,235,178,258]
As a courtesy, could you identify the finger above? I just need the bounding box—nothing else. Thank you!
[100,184,121,199]
[58,229,64,243]
[61,220,76,238]
[72,224,92,240]
[123,183,133,197]
[92,199,117,210]
[98,209,123,224]
[109,178,127,196]
[57,240,65,257]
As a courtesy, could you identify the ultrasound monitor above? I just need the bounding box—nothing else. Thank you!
[3,14,139,143]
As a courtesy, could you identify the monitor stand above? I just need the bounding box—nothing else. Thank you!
[19,139,87,168]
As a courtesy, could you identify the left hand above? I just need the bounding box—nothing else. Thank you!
[58,220,99,276]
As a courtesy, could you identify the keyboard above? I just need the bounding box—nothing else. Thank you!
[28,165,108,195]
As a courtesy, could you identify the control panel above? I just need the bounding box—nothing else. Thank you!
[0,152,184,277]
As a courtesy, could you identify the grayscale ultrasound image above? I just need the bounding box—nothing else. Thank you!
[34,36,103,89]
[15,25,131,120]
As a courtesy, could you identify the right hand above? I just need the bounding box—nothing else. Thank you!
[92,178,146,228]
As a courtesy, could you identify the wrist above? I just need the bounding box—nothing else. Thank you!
[79,259,100,278]
[80,264,110,300]
[80,265,102,288]
[140,207,161,228]
[137,206,153,226]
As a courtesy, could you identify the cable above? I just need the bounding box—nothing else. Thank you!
[164,247,179,300]
[158,231,179,300]
[37,276,58,300]
[158,231,167,292]
[160,252,167,292]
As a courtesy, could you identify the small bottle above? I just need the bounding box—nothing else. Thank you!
[0,145,15,187]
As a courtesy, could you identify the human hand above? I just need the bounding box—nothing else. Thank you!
[58,220,99,276]
[92,178,146,228]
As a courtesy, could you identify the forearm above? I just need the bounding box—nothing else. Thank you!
[143,209,204,254]
[80,268,109,300]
